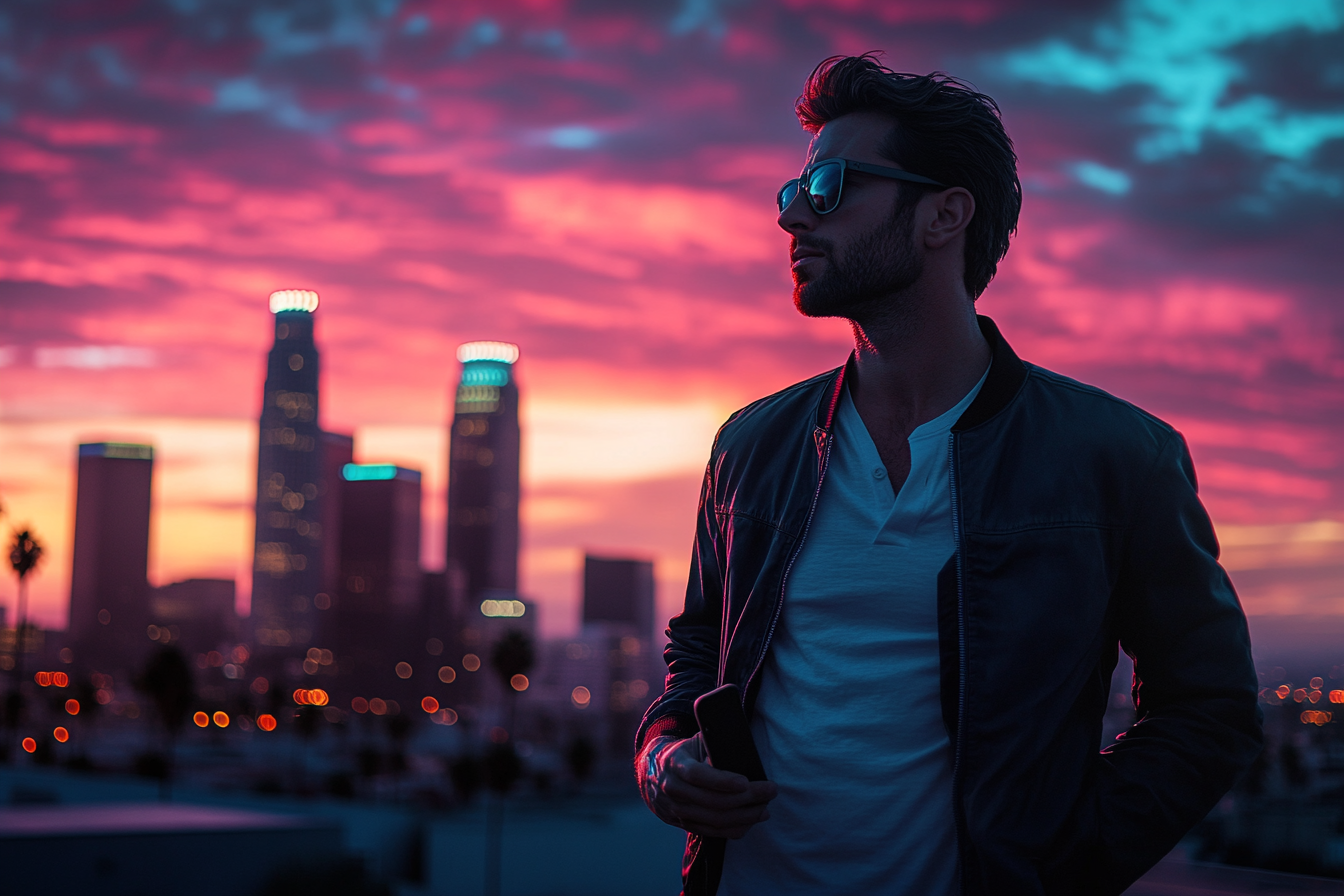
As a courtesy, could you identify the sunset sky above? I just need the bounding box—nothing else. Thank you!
[1,0,1341,639]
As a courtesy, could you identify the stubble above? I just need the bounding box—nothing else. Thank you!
[792,192,923,323]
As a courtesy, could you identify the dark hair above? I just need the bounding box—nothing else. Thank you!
[796,54,1021,299]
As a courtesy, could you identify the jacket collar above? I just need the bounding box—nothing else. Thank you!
[813,314,1028,437]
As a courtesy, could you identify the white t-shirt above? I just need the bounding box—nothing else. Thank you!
[719,368,986,895]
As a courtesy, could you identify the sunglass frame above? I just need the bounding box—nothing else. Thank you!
[777,158,946,215]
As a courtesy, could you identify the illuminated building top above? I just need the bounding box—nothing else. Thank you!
[342,463,422,483]
[456,341,519,364]
[79,442,153,460]
[268,289,320,314]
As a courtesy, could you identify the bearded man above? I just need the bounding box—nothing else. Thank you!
[634,55,1261,896]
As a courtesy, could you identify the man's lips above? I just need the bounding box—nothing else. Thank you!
[791,246,824,269]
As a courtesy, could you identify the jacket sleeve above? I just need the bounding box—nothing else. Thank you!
[634,460,726,753]
[1076,431,1263,892]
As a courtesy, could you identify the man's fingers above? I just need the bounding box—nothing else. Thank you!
[673,756,752,792]
[663,774,767,810]
[654,795,771,837]
[663,800,770,829]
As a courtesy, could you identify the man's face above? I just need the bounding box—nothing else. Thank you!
[778,112,924,320]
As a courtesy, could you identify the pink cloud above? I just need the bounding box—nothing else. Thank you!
[20,116,160,147]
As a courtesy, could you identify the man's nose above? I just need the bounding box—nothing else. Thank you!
[777,188,816,233]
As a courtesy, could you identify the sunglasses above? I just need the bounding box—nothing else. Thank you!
[777,158,945,215]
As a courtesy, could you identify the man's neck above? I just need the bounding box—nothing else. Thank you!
[846,290,990,443]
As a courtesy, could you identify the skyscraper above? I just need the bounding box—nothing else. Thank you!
[581,554,659,754]
[318,431,354,600]
[582,555,655,641]
[323,463,423,704]
[68,442,154,672]
[445,341,521,605]
[251,290,325,654]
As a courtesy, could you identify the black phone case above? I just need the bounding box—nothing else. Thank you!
[693,684,768,782]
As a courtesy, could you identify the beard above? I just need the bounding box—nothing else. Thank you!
[792,195,923,321]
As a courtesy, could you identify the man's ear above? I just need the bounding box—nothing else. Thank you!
[923,187,974,250]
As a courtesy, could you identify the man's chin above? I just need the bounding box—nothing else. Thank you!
[793,281,845,319]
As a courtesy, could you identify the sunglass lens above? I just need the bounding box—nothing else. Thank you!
[777,180,800,212]
[807,163,842,213]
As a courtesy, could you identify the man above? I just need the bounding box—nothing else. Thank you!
[635,55,1261,896]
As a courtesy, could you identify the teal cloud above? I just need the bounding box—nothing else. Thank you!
[998,0,1344,163]
[1070,161,1132,195]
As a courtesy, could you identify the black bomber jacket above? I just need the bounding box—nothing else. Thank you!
[636,316,1262,896]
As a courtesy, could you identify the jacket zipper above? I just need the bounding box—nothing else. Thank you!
[744,429,833,699]
[949,431,968,894]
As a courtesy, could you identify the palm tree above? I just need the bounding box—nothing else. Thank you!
[483,630,533,896]
[135,646,195,798]
[7,528,43,756]
[8,528,43,656]
[490,630,534,736]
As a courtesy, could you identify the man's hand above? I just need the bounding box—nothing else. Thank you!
[637,734,778,839]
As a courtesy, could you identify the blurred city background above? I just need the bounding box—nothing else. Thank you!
[0,1,1342,894]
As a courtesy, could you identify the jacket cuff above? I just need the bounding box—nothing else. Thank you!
[640,713,698,752]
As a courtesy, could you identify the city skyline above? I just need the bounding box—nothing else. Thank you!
[1,1,1341,642]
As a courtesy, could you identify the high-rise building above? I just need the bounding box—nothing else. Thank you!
[581,554,659,756]
[322,463,423,704]
[251,290,325,655]
[68,442,154,672]
[582,555,655,641]
[445,341,521,606]
[318,431,354,600]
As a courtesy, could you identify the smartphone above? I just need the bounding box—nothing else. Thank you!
[693,684,768,782]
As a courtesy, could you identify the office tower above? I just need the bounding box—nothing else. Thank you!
[445,341,521,605]
[68,442,154,672]
[582,555,655,641]
[149,578,238,656]
[323,463,422,704]
[582,554,659,756]
[251,290,324,654]
[318,431,354,600]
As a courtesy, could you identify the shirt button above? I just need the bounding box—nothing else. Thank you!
[873,467,887,480]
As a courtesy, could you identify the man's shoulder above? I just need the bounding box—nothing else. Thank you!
[1018,362,1180,454]
[712,366,841,456]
